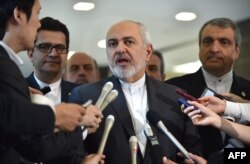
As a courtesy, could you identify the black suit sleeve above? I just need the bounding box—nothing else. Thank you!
[0,94,55,135]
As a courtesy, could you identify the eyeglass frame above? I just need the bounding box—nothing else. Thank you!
[34,42,69,54]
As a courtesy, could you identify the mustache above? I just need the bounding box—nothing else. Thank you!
[206,52,223,60]
[114,53,131,63]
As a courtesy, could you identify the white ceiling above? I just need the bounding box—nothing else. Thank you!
[20,0,250,77]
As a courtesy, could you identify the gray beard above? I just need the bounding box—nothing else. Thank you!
[109,61,146,80]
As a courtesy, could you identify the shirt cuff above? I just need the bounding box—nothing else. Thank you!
[224,101,241,121]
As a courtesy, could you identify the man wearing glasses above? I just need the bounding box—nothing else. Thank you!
[27,17,76,104]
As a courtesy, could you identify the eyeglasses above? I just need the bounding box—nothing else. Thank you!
[35,43,68,54]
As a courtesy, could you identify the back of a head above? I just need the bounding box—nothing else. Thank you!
[0,0,35,40]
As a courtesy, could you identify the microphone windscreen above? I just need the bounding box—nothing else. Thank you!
[146,110,160,127]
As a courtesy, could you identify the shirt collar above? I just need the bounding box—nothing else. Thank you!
[0,41,24,67]
[202,67,233,83]
[120,74,146,93]
[34,74,62,90]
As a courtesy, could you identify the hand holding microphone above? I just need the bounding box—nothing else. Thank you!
[129,136,138,164]
[97,115,115,154]
[147,110,191,160]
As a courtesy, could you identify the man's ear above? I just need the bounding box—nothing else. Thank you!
[13,7,26,25]
[145,44,153,61]
[27,49,34,59]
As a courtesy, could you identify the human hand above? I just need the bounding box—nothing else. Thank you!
[54,103,85,131]
[198,96,226,114]
[81,154,105,164]
[178,152,207,164]
[162,156,177,164]
[183,101,222,128]
[29,87,43,95]
[81,104,103,134]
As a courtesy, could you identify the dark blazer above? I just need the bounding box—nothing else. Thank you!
[0,45,54,163]
[69,75,202,164]
[26,72,78,103]
[165,68,250,158]
[0,45,84,164]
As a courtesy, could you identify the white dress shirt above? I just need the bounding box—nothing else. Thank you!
[120,74,148,156]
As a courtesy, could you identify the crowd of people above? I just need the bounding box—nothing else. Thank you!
[1,0,250,164]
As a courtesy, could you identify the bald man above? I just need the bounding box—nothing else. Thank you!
[66,52,100,84]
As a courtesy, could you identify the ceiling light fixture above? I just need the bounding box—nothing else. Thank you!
[97,39,106,48]
[73,2,95,11]
[175,12,196,21]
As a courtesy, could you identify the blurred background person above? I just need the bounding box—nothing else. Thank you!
[66,52,100,84]
[146,49,166,81]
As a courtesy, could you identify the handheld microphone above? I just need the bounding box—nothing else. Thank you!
[97,115,115,154]
[95,82,113,108]
[129,136,138,164]
[40,86,51,95]
[99,89,118,111]
[144,123,165,164]
[146,110,191,160]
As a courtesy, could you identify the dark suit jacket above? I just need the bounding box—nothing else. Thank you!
[69,75,202,164]
[26,72,78,103]
[0,45,55,163]
[165,67,250,158]
[0,45,83,164]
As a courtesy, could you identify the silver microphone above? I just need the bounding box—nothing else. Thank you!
[129,136,138,164]
[97,115,115,154]
[99,89,118,111]
[147,111,191,160]
[95,81,113,108]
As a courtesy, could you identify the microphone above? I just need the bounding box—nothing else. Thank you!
[97,115,115,154]
[146,110,191,160]
[99,89,118,111]
[95,82,113,108]
[129,136,138,164]
[144,123,165,164]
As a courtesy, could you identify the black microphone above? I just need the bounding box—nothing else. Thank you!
[146,110,191,160]
[144,123,165,164]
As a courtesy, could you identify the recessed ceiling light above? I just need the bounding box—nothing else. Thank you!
[175,12,196,21]
[98,39,106,48]
[73,2,95,11]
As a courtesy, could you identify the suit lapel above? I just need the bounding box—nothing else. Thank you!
[26,72,41,90]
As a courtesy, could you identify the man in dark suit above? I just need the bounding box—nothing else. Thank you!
[70,20,202,164]
[0,1,100,163]
[165,18,250,159]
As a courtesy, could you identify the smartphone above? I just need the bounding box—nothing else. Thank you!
[201,87,231,101]
[177,98,191,108]
[175,89,199,101]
